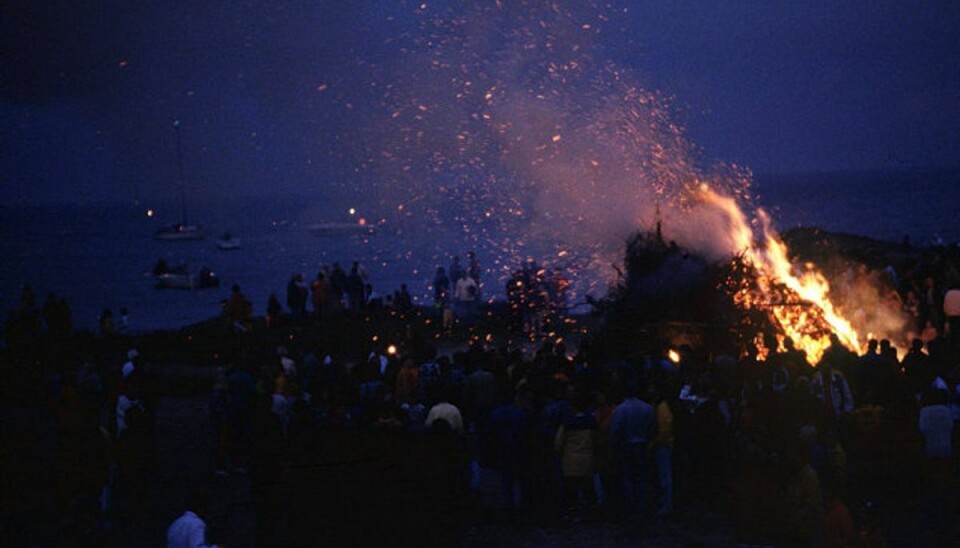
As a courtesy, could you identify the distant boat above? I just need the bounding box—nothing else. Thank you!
[157,120,204,241]
[157,223,204,241]
[156,265,220,290]
[305,221,375,237]
[215,232,241,250]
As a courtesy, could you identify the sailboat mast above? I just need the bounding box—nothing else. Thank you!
[174,119,187,226]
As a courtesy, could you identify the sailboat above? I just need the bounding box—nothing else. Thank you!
[156,120,204,241]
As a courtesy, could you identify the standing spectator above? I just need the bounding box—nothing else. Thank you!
[918,386,953,479]
[346,261,366,311]
[555,391,599,522]
[394,283,413,314]
[310,272,328,319]
[433,267,452,330]
[918,275,942,334]
[227,284,253,332]
[487,389,533,513]
[286,273,308,319]
[115,376,155,520]
[811,362,854,433]
[609,380,654,513]
[592,389,618,511]
[901,338,931,395]
[394,356,420,405]
[467,250,481,298]
[463,359,497,432]
[821,485,856,548]
[328,263,347,313]
[784,440,823,547]
[121,349,140,381]
[453,274,479,322]
[919,386,956,546]
[99,308,115,337]
[118,306,130,333]
[649,384,674,516]
[448,255,465,286]
[265,293,282,328]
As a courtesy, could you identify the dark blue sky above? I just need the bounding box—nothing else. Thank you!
[2,0,958,205]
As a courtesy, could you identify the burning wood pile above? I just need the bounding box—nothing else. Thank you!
[600,184,911,365]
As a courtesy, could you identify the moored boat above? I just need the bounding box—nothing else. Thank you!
[157,120,205,241]
[155,265,220,289]
[157,223,204,241]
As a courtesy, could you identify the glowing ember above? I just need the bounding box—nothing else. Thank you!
[667,349,681,363]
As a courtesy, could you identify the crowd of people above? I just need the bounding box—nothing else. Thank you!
[2,245,960,547]
[505,260,571,339]
[223,250,577,343]
[184,322,959,546]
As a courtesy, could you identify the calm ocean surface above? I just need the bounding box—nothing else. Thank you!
[2,169,958,333]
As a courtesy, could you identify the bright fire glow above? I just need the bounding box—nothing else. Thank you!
[667,349,681,363]
[698,187,861,364]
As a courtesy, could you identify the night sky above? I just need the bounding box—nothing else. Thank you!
[2,0,958,206]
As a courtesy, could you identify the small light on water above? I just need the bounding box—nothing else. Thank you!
[349,207,356,216]
[146,209,154,217]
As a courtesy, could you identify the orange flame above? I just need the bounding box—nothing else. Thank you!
[698,185,861,364]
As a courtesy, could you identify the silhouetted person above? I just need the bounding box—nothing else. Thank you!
[286,273,308,318]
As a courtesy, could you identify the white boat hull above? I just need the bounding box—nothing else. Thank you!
[156,270,219,289]
[216,238,241,250]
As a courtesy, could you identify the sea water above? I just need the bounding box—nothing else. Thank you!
[754,169,960,245]
[1,169,958,333]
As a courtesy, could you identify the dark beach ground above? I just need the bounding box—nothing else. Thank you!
[3,227,959,546]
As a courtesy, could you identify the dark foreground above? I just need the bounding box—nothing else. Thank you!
[3,385,954,547]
